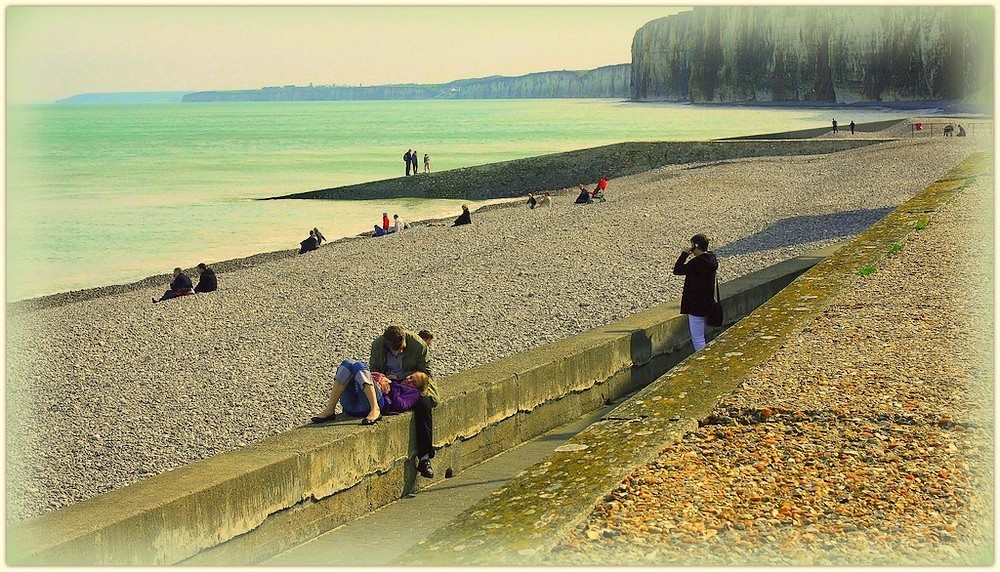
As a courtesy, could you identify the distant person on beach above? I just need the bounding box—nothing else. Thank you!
[453,204,472,226]
[672,233,719,352]
[373,225,389,237]
[299,230,319,254]
[313,227,326,246]
[382,213,391,231]
[392,214,406,233]
[575,185,593,204]
[832,118,838,134]
[423,153,430,173]
[590,178,608,202]
[418,329,434,347]
[194,263,217,293]
[404,149,413,176]
[411,150,419,175]
[152,267,194,303]
[958,124,967,137]
[943,124,955,137]
[849,121,856,135]
[536,192,552,208]
[527,193,537,209]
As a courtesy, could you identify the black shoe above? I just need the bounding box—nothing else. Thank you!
[311,413,337,424]
[417,458,434,478]
[360,414,381,426]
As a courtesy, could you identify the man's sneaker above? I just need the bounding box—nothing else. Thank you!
[417,458,434,478]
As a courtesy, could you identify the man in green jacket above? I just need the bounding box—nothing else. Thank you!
[370,326,438,477]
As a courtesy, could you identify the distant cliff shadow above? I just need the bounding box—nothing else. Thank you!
[715,208,893,258]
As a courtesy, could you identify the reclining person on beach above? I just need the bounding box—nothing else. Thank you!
[311,359,427,426]
[152,267,194,303]
[575,185,593,204]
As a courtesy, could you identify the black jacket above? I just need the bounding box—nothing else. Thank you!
[195,268,217,293]
[453,210,471,226]
[170,273,193,293]
[673,251,718,316]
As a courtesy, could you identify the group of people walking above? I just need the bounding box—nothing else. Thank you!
[403,149,430,176]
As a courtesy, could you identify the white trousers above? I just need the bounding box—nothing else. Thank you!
[688,315,708,351]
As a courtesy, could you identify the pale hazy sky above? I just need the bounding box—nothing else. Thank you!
[6,3,691,103]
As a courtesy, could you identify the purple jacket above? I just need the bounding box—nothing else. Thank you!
[383,382,422,414]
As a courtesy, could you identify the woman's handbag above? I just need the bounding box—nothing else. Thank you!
[707,279,724,327]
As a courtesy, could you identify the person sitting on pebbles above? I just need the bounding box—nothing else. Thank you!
[453,204,472,226]
[535,192,552,208]
[575,184,593,204]
[152,267,194,303]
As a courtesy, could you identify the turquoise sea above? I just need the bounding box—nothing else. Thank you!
[6,99,923,302]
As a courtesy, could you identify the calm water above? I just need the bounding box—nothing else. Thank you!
[6,99,921,301]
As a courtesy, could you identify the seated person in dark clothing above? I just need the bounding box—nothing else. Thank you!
[373,225,389,237]
[575,184,593,204]
[194,263,217,293]
[958,124,967,137]
[453,204,472,226]
[153,267,194,303]
[299,230,319,253]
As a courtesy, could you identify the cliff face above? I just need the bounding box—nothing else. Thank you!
[632,7,993,104]
[182,65,630,102]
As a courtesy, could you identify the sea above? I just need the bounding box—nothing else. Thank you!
[6,98,924,302]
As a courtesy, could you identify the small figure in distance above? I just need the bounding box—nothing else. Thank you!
[194,263,217,293]
[299,230,319,254]
[418,329,434,347]
[453,204,472,226]
[672,233,719,352]
[403,149,412,176]
[832,118,838,134]
[849,120,856,135]
[424,153,430,173]
[152,267,194,303]
[313,227,326,246]
[590,178,608,202]
[575,184,593,204]
[527,193,537,209]
[391,214,405,233]
[957,124,967,137]
[382,212,390,232]
[943,123,955,137]
[373,225,389,237]
[535,192,552,208]
[411,150,419,175]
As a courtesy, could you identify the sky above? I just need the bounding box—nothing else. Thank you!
[6,3,692,103]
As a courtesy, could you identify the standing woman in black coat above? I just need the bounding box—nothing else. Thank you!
[672,233,718,351]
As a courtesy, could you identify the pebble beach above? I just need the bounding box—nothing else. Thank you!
[5,121,987,523]
[547,158,994,565]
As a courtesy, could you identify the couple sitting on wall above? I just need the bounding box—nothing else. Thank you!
[311,325,439,478]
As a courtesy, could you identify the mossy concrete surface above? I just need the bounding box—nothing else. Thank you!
[6,246,829,566]
[266,140,885,201]
[396,152,991,565]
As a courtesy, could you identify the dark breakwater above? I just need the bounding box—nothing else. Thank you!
[266,139,886,202]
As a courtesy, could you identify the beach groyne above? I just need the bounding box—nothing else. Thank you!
[7,247,831,565]
[266,139,885,201]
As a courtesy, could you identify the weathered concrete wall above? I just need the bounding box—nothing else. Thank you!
[6,247,834,566]
[266,140,883,201]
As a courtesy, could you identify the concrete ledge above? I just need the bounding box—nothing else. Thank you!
[397,152,990,565]
[7,244,838,566]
